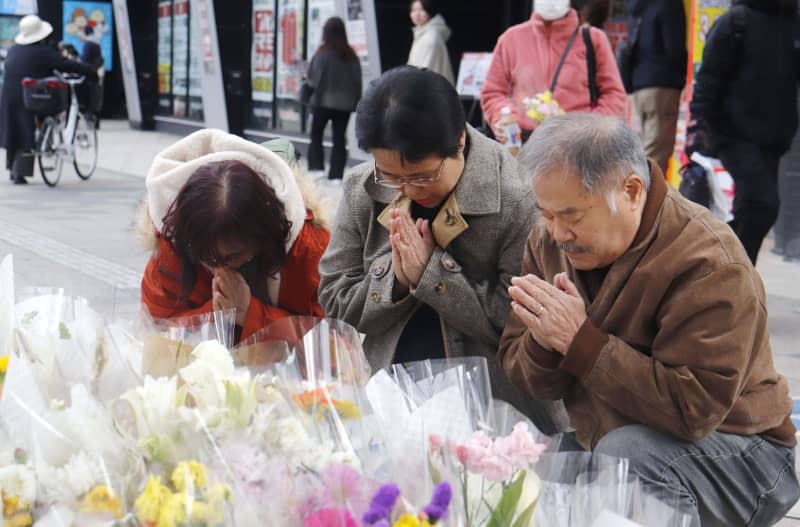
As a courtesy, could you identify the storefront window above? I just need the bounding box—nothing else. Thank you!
[157,0,204,121]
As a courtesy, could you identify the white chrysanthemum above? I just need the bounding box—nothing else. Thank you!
[0,464,37,504]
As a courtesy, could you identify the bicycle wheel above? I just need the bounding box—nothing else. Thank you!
[73,113,98,180]
[37,117,64,187]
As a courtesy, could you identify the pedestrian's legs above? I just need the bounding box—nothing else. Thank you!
[718,142,781,264]
[307,106,331,172]
[594,425,799,527]
[328,110,351,180]
[11,151,33,183]
[634,87,680,174]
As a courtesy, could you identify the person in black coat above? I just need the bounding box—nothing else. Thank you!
[625,0,687,174]
[80,25,104,71]
[0,15,98,184]
[689,0,800,264]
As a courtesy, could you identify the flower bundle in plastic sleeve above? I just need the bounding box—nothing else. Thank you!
[523,90,564,125]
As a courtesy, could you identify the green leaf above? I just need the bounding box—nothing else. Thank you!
[511,496,538,527]
[487,472,526,527]
[58,322,71,340]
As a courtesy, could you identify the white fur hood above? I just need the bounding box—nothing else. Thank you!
[145,129,311,251]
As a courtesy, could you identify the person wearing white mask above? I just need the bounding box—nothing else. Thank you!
[406,0,455,85]
[480,0,625,150]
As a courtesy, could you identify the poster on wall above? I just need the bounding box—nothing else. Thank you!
[456,52,493,98]
[252,0,275,104]
[62,1,114,71]
[345,0,368,70]
[157,0,172,115]
[172,0,189,117]
[188,2,204,120]
[0,0,36,15]
[276,0,305,129]
[307,0,335,54]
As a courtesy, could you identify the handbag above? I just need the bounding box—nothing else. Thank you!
[617,17,642,94]
[299,79,314,106]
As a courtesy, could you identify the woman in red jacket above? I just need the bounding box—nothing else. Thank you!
[139,130,329,343]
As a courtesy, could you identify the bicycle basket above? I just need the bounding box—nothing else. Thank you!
[21,77,69,116]
[76,80,103,114]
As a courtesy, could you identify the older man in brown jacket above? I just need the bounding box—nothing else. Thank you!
[500,113,799,526]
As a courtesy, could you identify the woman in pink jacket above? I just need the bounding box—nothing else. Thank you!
[481,0,625,144]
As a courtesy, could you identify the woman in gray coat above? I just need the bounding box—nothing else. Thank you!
[306,17,362,181]
[318,66,565,434]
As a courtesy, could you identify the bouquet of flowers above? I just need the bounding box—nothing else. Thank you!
[523,91,564,125]
[140,308,236,379]
[360,481,453,527]
[133,460,231,527]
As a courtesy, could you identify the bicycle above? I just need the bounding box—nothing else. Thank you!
[31,73,98,187]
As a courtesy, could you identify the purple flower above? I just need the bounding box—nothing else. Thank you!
[362,484,400,525]
[423,482,452,522]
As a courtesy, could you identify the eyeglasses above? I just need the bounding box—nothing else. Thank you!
[200,252,255,269]
[373,158,447,189]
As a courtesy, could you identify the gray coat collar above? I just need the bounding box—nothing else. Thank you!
[364,124,504,216]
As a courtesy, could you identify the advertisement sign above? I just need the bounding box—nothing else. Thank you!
[276,0,305,129]
[0,0,35,15]
[307,0,335,55]
[157,0,172,98]
[112,0,141,125]
[456,52,493,98]
[62,1,114,71]
[172,0,189,115]
[345,0,367,66]
[251,0,275,103]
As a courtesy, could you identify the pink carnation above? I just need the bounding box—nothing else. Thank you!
[492,423,547,470]
[477,454,515,482]
[304,508,358,527]
[456,431,493,473]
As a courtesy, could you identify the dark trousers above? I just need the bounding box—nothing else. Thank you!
[717,141,782,265]
[10,151,34,181]
[307,106,350,180]
[557,426,799,527]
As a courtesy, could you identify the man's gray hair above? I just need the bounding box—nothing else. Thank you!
[519,113,651,207]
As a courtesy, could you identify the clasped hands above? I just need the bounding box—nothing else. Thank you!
[212,267,251,326]
[390,209,435,295]
[509,272,587,355]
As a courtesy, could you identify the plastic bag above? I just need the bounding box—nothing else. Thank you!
[139,308,235,378]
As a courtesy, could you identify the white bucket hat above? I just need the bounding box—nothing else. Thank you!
[15,15,53,45]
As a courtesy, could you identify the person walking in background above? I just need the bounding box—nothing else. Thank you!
[688,0,800,264]
[625,0,687,175]
[407,0,455,85]
[306,17,362,182]
[80,25,104,78]
[481,0,625,147]
[0,15,97,185]
[571,0,610,27]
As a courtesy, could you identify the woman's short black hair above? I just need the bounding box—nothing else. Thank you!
[410,0,440,18]
[355,66,465,162]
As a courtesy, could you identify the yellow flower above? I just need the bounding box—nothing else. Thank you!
[5,512,33,527]
[392,514,432,527]
[206,484,231,525]
[540,90,553,104]
[134,476,171,524]
[157,492,187,527]
[0,355,9,374]
[78,485,123,519]
[171,461,207,493]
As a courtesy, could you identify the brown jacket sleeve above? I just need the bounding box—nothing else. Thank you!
[560,262,766,442]
[499,233,575,400]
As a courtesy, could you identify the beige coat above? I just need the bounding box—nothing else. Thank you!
[318,125,568,433]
